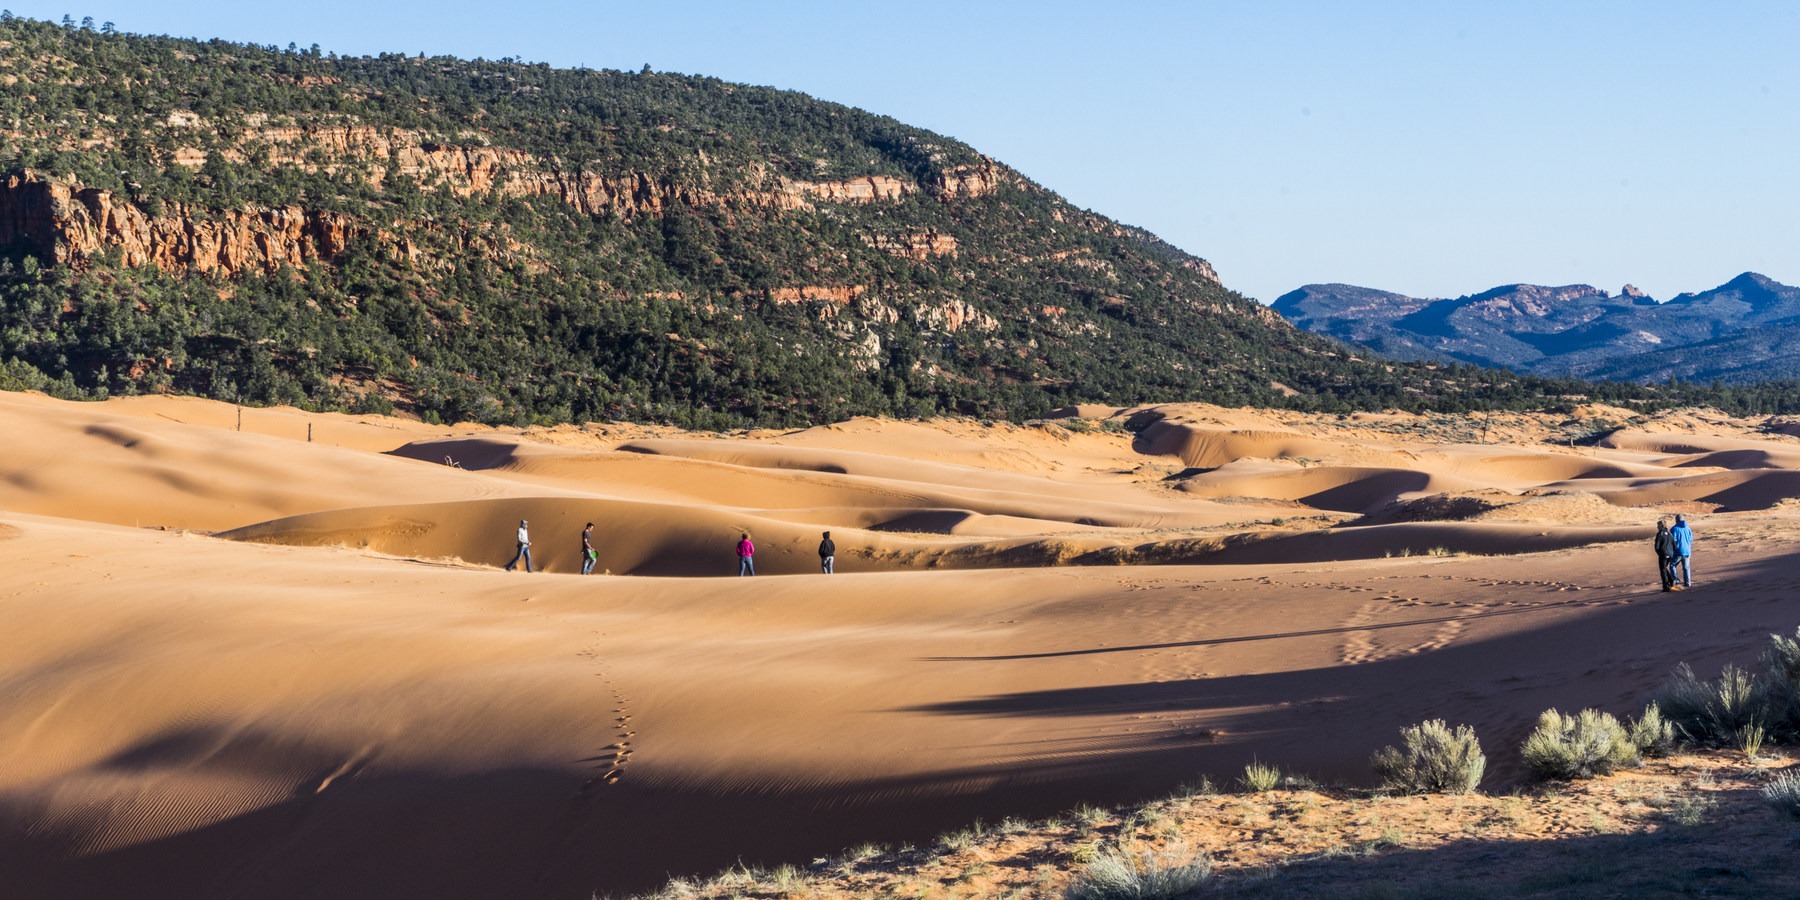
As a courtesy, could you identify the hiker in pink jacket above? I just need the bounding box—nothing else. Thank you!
[736,532,755,577]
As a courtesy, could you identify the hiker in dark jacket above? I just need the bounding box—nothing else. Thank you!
[581,522,598,575]
[1654,519,1676,591]
[819,531,836,574]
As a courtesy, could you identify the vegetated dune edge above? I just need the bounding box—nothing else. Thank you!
[2,390,1798,898]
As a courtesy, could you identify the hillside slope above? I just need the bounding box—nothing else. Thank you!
[0,15,1585,427]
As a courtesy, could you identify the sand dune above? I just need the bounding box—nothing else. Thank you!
[1176,462,1489,513]
[5,392,1800,898]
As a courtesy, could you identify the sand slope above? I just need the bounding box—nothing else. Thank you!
[4,392,1800,898]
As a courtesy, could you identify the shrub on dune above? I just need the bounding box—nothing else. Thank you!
[1521,708,1638,781]
[1656,662,1764,745]
[1763,772,1800,820]
[1654,628,1800,747]
[1761,627,1800,740]
[1626,703,1677,758]
[1371,719,1487,795]
[1240,758,1281,793]
[1065,839,1212,900]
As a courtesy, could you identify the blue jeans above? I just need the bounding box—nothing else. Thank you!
[1673,555,1692,587]
[739,557,755,576]
[581,553,596,576]
[821,556,834,574]
[505,543,533,572]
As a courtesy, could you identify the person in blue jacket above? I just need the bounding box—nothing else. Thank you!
[1668,514,1694,588]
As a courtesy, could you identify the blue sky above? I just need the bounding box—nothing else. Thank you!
[10,1,1796,303]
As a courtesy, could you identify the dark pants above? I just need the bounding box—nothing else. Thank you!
[505,543,533,572]
[1658,553,1674,590]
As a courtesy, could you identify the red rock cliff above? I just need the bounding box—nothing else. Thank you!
[0,170,367,275]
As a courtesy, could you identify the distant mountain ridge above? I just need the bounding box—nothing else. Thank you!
[1273,273,1800,384]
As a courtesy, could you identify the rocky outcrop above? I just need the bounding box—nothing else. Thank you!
[776,175,910,207]
[914,298,998,333]
[138,118,1012,228]
[1181,257,1221,285]
[0,170,367,275]
[768,284,866,305]
[931,158,1004,198]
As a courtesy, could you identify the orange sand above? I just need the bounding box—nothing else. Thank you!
[2,392,1797,897]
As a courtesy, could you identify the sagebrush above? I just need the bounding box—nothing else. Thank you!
[1370,719,1486,795]
[1763,772,1800,820]
[1656,627,1800,746]
[1521,708,1638,781]
[1065,840,1213,900]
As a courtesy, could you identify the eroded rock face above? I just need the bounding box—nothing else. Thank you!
[932,159,1003,198]
[0,121,1011,278]
[1181,257,1221,286]
[251,123,1004,216]
[0,170,367,275]
[768,285,866,305]
[914,298,998,333]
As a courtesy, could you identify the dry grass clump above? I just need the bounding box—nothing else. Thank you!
[1521,708,1638,781]
[1370,719,1486,795]
[1064,839,1212,900]
[1658,662,1764,744]
[1762,771,1800,820]
[1240,759,1281,793]
[1656,628,1800,747]
[1626,703,1677,758]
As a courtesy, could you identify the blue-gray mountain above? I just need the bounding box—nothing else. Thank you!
[1272,273,1800,384]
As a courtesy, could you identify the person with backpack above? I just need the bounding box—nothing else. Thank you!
[581,522,598,575]
[1653,519,1676,591]
[504,519,533,573]
[1669,514,1695,588]
[736,532,755,577]
[818,531,836,574]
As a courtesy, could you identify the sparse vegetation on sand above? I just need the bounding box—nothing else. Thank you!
[621,750,1798,899]
[625,633,1800,898]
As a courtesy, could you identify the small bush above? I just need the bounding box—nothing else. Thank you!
[1651,790,1716,827]
[1762,628,1800,740]
[1065,840,1213,900]
[1656,662,1764,744]
[1241,758,1281,793]
[1763,772,1800,820]
[1626,704,1677,758]
[1521,708,1638,781]
[1371,719,1487,795]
